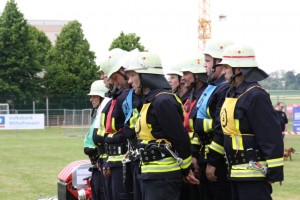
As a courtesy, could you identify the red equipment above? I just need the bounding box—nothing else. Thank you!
[57,160,92,200]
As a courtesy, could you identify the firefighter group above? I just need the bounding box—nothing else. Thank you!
[83,40,284,200]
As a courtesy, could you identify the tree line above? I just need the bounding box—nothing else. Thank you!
[259,70,300,90]
[0,0,145,110]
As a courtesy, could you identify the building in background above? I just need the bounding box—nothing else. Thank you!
[29,20,68,44]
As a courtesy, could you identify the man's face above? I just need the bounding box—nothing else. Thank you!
[204,54,214,76]
[278,103,284,111]
[205,54,223,81]
[109,70,126,88]
[221,65,233,84]
[182,71,195,88]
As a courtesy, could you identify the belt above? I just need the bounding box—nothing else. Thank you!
[199,133,213,145]
[88,153,99,165]
[105,143,127,156]
[139,145,172,162]
[226,149,264,165]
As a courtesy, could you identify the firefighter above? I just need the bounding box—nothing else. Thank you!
[125,50,199,200]
[84,80,109,200]
[98,49,133,200]
[165,65,189,103]
[122,77,143,200]
[194,39,234,200]
[179,56,208,200]
[214,44,284,199]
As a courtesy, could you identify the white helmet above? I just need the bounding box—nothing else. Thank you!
[87,80,107,97]
[125,50,164,75]
[204,39,234,59]
[180,55,206,74]
[165,63,183,76]
[99,48,127,76]
[218,44,258,68]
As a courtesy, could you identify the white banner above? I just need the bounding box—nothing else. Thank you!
[0,114,45,130]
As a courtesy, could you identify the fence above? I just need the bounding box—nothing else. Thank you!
[9,108,92,126]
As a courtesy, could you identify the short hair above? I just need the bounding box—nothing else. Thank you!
[276,102,284,106]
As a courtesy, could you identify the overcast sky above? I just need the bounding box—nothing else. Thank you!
[1,0,299,73]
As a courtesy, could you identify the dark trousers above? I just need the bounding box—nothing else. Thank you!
[141,177,182,200]
[179,181,201,200]
[91,168,104,200]
[111,166,133,200]
[102,171,112,200]
[231,181,273,200]
[198,162,232,200]
[132,160,142,200]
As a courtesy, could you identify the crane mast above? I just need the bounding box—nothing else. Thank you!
[198,0,211,52]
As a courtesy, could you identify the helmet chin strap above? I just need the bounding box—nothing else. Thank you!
[228,68,242,97]
[116,70,128,81]
[137,74,143,96]
[185,74,198,112]
[207,58,217,83]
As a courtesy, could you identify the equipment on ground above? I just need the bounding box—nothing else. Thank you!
[57,160,92,200]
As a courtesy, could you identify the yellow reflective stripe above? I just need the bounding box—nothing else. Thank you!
[267,157,284,168]
[204,145,209,159]
[234,119,241,134]
[191,135,200,145]
[203,119,213,133]
[209,141,224,155]
[97,113,106,136]
[129,108,139,129]
[144,157,176,165]
[112,117,116,131]
[189,119,194,132]
[232,161,267,170]
[180,155,192,169]
[207,107,211,118]
[99,154,108,159]
[232,135,244,150]
[97,128,105,137]
[141,158,181,173]
[140,140,149,144]
[231,169,266,178]
[188,132,194,140]
[107,155,125,162]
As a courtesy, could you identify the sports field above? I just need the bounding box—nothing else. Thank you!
[0,126,299,200]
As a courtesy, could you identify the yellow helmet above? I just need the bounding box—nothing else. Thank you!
[180,55,206,74]
[87,80,107,97]
[125,50,164,75]
[218,44,258,68]
[204,39,234,59]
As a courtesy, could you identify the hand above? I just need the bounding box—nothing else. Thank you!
[183,169,200,185]
[206,164,217,182]
[192,157,200,178]
[96,163,101,171]
[103,167,111,177]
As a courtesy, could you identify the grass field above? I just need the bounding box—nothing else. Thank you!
[0,127,300,200]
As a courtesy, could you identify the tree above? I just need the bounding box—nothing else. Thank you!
[0,0,50,107]
[109,31,146,51]
[43,20,98,106]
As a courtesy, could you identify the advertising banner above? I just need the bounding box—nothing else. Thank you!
[0,114,44,130]
[293,107,300,132]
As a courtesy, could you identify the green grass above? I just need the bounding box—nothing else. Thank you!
[0,127,86,200]
[0,127,300,199]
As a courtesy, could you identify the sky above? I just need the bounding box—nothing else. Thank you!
[0,0,299,74]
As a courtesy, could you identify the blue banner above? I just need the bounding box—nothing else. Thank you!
[293,107,300,132]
